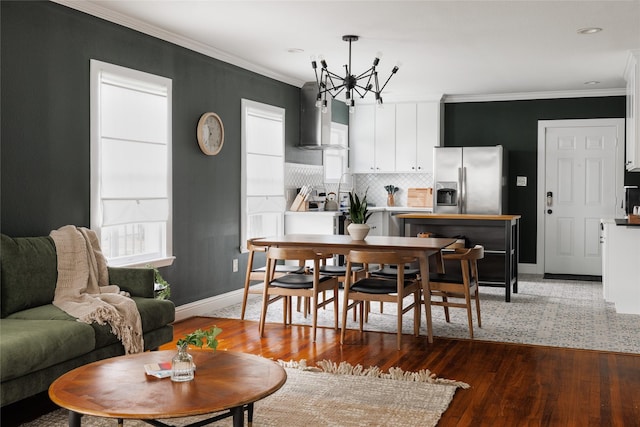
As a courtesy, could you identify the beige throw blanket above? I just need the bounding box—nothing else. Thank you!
[50,225,143,354]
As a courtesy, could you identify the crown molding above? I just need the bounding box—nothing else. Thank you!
[51,0,306,88]
[443,88,626,103]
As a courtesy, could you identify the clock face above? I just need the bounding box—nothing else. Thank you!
[197,112,224,155]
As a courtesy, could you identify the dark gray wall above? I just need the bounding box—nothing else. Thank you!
[444,97,631,264]
[0,1,318,306]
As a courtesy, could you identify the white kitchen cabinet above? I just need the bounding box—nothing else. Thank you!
[374,105,396,172]
[350,104,395,173]
[625,50,640,172]
[351,101,440,174]
[416,102,441,173]
[396,102,441,173]
[601,219,640,314]
[395,104,418,172]
[350,104,375,173]
[367,210,388,236]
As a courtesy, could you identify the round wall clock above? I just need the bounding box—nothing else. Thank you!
[196,112,224,155]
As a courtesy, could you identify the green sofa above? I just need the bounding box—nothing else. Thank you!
[0,233,176,407]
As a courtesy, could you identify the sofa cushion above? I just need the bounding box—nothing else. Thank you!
[0,319,95,382]
[7,299,175,349]
[0,234,58,318]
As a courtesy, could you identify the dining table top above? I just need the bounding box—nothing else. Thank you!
[250,234,457,253]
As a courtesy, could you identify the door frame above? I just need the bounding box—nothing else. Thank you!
[535,118,625,275]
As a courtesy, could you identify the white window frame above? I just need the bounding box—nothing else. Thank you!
[241,99,286,252]
[90,59,174,267]
[323,123,349,183]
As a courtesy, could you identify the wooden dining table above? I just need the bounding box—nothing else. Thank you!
[250,234,457,343]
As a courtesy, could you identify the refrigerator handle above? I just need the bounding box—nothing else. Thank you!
[459,167,465,214]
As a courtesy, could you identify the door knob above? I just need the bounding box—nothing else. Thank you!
[547,209,553,214]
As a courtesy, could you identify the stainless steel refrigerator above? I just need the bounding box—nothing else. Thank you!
[433,146,507,214]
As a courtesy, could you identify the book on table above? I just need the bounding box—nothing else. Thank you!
[144,362,172,378]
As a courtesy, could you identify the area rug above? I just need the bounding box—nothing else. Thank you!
[22,360,467,427]
[209,274,640,354]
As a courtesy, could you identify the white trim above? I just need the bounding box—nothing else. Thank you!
[52,0,304,88]
[444,88,626,104]
[173,287,256,322]
[536,118,625,276]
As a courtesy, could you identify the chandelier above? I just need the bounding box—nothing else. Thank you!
[311,35,399,113]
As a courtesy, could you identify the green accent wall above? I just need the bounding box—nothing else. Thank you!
[0,1,318,306]
[444,97,631,264]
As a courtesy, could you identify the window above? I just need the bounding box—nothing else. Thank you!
[323,123,349,183]
[241,99,285,252]
[90,60,173,267]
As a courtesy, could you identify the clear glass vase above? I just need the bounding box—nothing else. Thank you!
[171,344,194,382]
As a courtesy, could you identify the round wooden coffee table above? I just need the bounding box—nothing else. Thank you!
[49,350,287,427]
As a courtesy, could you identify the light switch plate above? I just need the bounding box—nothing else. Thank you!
[516,176,527,187]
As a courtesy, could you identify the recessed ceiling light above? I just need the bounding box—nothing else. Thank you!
[287,48,304,53]
[577,27,603,35]
[584,81,600,85]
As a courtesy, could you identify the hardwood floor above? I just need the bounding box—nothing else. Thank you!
[3,316,638,426]
[166,316,640,427]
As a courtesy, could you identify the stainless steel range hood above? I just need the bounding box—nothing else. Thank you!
[299,82,346,150]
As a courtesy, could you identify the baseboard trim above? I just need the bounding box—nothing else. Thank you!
[543,273,602,282]
[174,288,251,322]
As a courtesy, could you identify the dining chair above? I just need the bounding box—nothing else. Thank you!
[241,240,304,320]
[366,232,433,316]
[426,245,484,338]
[314,252,366,319]
[340,250,421,350]
[259,247,339,342]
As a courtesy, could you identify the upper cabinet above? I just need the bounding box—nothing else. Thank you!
[350,104,376,173]
[350,101,442,174]
[626,50,640,172]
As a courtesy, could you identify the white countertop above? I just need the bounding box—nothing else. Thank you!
[285,210,344,216]
[286,207,433,215]
[370,206,433,213]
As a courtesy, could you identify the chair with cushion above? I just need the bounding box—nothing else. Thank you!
[241,240,304,320]
[426,245,484,338]
[259,247,339,342]
[340,250,422,350]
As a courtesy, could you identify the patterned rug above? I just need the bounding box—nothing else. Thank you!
[209,274,640,354]
[21,360,467,427]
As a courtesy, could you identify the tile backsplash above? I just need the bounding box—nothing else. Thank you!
[285,162,433,208]
[355,173,433,207]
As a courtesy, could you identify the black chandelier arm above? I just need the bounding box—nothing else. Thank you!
[378,66,399,93]
[354,66,376,81]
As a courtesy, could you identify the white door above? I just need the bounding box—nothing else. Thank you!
[542,119,624,276]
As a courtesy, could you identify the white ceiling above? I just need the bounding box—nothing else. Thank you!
[57,0,639,102]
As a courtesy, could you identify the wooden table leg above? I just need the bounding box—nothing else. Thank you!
[419,255,433,343]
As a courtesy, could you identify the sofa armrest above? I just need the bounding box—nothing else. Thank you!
[107,267,155,298]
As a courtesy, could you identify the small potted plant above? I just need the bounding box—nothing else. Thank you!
[347,190,372,240]
[171,326,222,382]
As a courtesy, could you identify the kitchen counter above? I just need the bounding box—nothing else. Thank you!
[601,219,640,314]
[397,213,520,221]
[285,210,344,216]
[399,213,520,302]
[614,218,640,226]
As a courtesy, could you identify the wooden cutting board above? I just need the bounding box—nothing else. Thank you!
[407,188,433,207]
